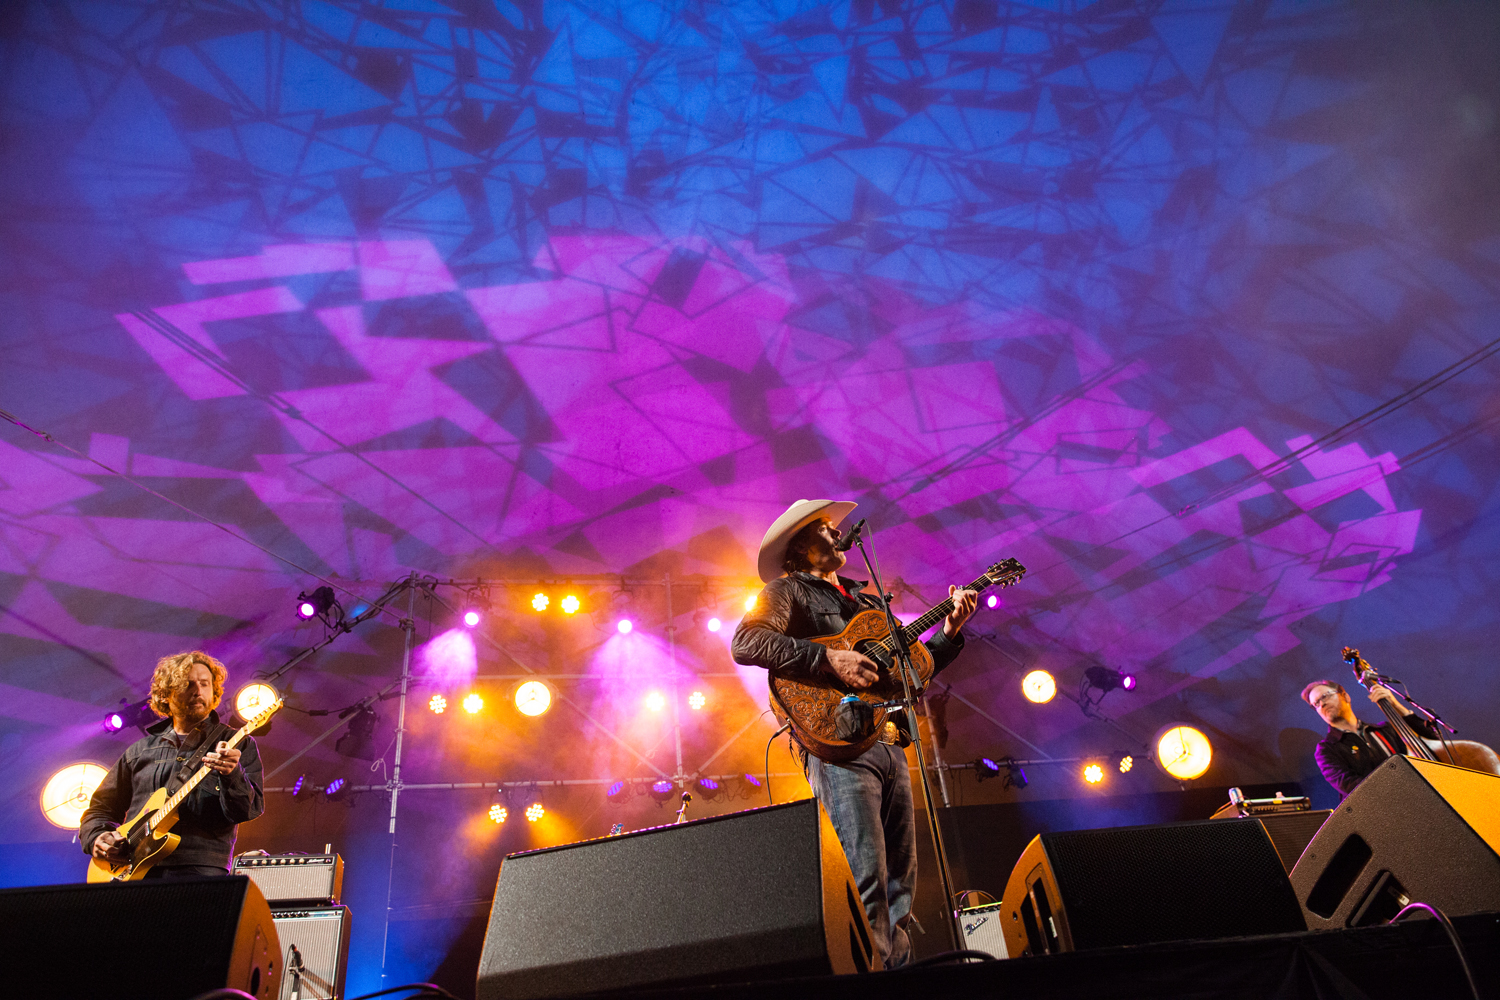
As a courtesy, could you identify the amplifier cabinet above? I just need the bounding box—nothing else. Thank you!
[959,902,1009,959]
[236,854,344,905]
[271,906,352,1000]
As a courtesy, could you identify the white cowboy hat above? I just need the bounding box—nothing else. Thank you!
[755,499,857,583]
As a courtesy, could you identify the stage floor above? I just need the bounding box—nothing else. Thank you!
[598,911,1499,1000]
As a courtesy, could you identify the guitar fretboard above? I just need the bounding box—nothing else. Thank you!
[148,706,276,832]
[872,570,999,654]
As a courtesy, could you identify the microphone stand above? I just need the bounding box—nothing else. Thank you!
[849,530,964,953]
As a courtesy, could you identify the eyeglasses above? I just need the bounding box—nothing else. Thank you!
[1309,692,1341,707]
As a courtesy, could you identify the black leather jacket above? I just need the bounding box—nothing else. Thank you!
[732,572,966,685]
[80,710,264,870]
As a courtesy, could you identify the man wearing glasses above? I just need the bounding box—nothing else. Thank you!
[1302,678,1438,798]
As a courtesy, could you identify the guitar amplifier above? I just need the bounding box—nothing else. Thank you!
[271,906,352,1000]
[235,854,344,906]
[959,902,1009,959]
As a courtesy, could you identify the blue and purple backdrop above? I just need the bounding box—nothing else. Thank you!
[3,0,1498,989]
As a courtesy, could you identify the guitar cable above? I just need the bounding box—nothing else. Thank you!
[765,720,792,805]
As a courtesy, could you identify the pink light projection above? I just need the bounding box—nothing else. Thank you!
[101,235,1424,733]
[416,629,478,691]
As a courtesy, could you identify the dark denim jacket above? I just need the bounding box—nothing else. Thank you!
[1314,714,1438,798]
[79,710,264,870]
[731,572,965,686]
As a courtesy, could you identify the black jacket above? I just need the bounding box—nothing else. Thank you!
[79,710,264,870]
[1314,714,1439,798]
[732,570,966,701]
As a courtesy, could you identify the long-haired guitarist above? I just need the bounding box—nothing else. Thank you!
[732,499,978,970]
[80,650,265,878]
[1302,677,1439,798]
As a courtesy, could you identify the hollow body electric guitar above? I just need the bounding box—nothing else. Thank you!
[771,559,1026,763]
[1341,648,1500,776]
[87,698,282,882]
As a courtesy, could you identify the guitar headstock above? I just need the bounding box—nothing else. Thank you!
[242,697,284,733]
[984,558,1027,588]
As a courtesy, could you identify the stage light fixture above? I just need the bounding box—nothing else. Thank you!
[1003,760,1028,790]
[489,803,507,824]
[617,618,633,634]
[1118,753,1134,774]
[687,690,706,711]
[104,698,154,734]
[40,762,108,830]
[743,773,761,787]
[463,609,481,628]
[1085,666,1137,693]
[644,691,665,712]
[531,592,550,612]
[986,594,999,609]
[744,594,757,612]
[973,757,1002,782]
[561,594,581,615]
[1156,725,1213,780]
[235,682,278,722]
[290,775,306,798]
[696,776,722,800]
[514,680,551,717]
[296,586,336,621]
[605,780,630,803]
[1083,764,1104,785]
[1021,669,1057,704]
[462,692,483,714]
[706,617,722,632]
[650,779,674,802]
[325,777,347,801]
[429,694,447,714]
[335,708,378,759]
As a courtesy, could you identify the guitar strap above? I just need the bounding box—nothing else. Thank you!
[165,721,237,795]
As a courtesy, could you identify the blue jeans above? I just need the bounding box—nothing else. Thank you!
[806,742,917,969]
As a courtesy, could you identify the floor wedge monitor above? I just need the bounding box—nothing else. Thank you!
[1290,755,1500,930]
[476,798,875,999]
[0,875,282,1000]
[1000,817,1305,957]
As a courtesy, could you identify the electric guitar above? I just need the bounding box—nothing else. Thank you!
[87,698,282,882]
[1341,648,1499,776]
[770,559,1026,762]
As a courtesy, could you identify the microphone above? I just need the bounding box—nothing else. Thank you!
[834,519,867,552]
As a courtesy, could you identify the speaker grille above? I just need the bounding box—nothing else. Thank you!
[272,907,350,1000]
[1044,819,1305,949]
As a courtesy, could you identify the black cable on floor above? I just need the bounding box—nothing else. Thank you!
[903,948,997,967]
[1391,902,1480,1000]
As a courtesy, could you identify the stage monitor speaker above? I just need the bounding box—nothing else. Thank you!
[1290,755,1500,930]
[272,905,352,1000]
[1249,810,1332,874]
[476,798,875,999]
[236,852,344,905]
[1000,818,1305,957]
[0,874,282,1000]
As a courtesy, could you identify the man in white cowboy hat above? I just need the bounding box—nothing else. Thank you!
[732,499,978,969]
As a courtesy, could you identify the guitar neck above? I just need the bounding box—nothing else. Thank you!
[897,571,995,645]
[150,724,252,830]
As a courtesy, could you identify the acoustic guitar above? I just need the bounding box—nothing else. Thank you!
[770,559,1026,762]
[1341,648,1500,776]
[87,698,282,882]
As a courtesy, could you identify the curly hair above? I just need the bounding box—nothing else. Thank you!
[149,650,227,717]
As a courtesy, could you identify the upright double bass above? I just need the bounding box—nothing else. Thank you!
[1341,647,1500,776]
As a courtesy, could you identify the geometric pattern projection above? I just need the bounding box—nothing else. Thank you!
[3,0,1497,838]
